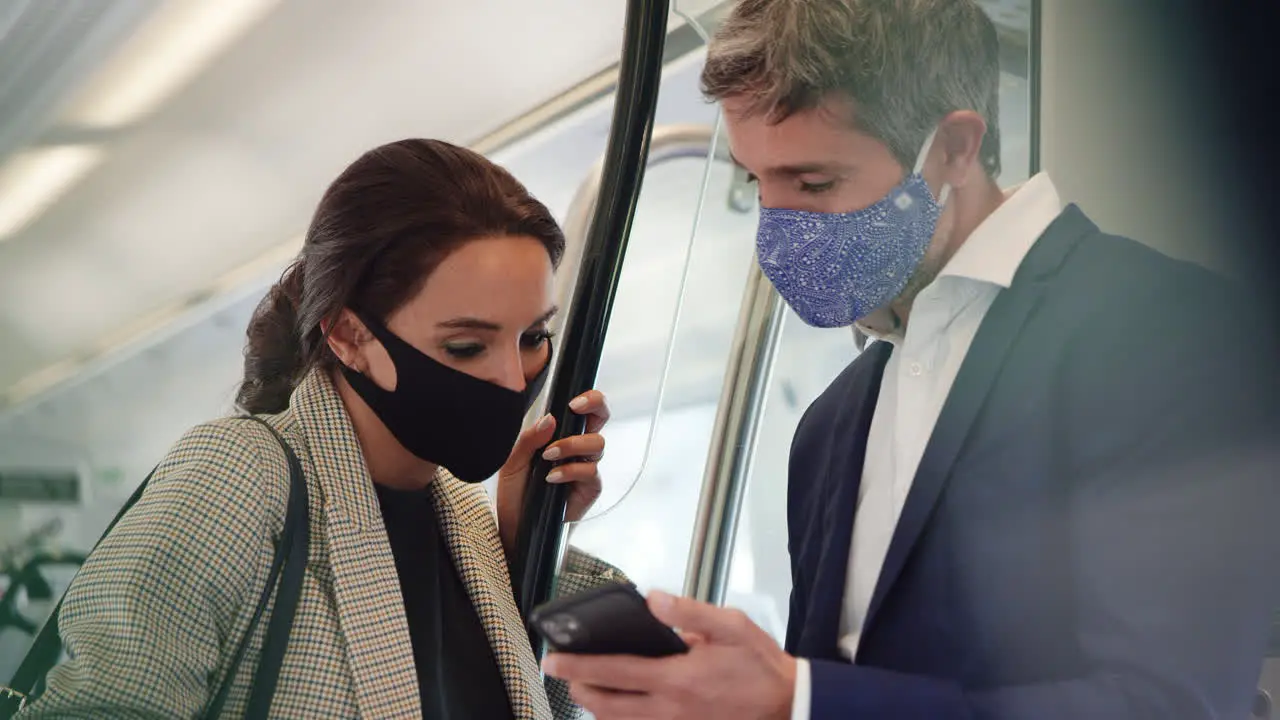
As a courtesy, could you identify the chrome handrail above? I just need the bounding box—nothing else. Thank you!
[683,262,786,604]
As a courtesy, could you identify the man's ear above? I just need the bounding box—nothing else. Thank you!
[324,309,370,371]
[935,110,988,189]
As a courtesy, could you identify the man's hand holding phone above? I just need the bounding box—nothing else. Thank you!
[539,587,797,720]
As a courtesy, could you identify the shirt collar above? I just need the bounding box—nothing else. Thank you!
[936,172,1062,288]
[853,172,1062,344]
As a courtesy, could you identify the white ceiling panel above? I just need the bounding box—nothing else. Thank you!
[0,0,158,160]
[0,0,634,393]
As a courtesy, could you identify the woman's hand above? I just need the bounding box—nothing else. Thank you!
[496,389,610,563]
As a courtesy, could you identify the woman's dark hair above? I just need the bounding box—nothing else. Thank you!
[236,138,566,414]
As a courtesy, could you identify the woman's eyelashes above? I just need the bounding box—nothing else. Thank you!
[442,341,484,359]
[441,329,554,360]
[521,328,554,349]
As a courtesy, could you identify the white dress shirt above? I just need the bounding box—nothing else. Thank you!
[790,173,1063,720]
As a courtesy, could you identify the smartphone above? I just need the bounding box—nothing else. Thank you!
[530,581,689,657]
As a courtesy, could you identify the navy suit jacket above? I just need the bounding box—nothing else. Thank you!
[786,205,1280,719]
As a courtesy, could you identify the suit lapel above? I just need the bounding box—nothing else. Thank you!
[291,373,423,720]
[803,342,892,659]
[858,206,1091,642]
[430,472,552,720]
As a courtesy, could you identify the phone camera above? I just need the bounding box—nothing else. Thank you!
[539,613,582,647]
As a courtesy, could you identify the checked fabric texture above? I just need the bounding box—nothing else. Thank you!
[17,370,627,720]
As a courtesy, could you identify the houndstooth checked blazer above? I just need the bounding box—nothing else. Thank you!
[18,370,627,719]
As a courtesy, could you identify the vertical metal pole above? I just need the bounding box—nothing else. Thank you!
[512,0,670,659]
[683,264,787,605]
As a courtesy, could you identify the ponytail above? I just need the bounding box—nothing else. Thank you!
[236,260,309,414]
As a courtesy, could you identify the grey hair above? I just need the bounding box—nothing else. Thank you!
[701,0,1003,177]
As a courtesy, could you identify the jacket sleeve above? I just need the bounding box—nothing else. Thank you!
[783,391,829,655]
[542,547,631,719]
[557,547,630,593]
[804,274,1280,719]
[18,421,279,720]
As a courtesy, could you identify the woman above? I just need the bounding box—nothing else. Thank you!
[20,139,624,719]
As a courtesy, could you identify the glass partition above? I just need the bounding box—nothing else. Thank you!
[564,144,760,596]
[543,0,768,605]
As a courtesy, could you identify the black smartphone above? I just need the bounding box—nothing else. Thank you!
[530,581,689,657]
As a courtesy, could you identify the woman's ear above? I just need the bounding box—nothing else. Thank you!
[324,309,370,372]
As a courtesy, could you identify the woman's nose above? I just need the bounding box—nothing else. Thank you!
[493,349,528,393]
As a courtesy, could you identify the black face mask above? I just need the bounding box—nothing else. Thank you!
[340,312,551,483]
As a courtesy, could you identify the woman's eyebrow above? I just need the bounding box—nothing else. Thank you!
[535,306,559,325]
[437,317,501,330]
[436,306,558,331]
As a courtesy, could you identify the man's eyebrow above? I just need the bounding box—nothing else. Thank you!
[728,151,847,176]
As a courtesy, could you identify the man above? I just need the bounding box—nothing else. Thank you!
[545,1,1279,718]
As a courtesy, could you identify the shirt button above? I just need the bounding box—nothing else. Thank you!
[909,362,924,376]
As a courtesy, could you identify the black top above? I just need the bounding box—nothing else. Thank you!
[373,483,515,720]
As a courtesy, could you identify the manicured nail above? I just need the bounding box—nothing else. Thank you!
[536,414,553,431]
[542,446,562,461]
[546,470,564,483]
[569,396,588,411]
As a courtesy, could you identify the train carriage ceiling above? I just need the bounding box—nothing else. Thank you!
[0,0,1030,411]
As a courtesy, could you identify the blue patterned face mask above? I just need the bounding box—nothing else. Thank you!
[755,128,951,328]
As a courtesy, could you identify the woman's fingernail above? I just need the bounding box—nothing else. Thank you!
[569,396,588,411]
[536,414,553,431]
[542,446,562,461]
[546,470,564,483]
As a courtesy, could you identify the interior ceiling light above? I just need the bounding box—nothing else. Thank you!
[2,357,84,409]
[66,0,281,127]
[2,234,305,408]
[0,145,105,241]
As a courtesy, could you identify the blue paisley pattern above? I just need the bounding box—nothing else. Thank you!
[755,173,942,328]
